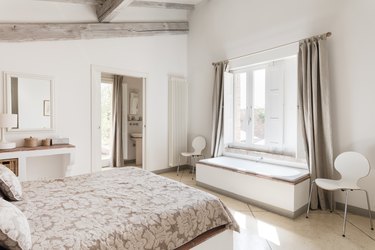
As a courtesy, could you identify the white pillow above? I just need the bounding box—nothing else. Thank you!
[0,199,32,250]
[0,165,22,201]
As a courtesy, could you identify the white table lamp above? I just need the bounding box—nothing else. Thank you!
[0,113,17,150]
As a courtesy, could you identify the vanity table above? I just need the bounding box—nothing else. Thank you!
[0,71,74,181]
[0,144,75,181]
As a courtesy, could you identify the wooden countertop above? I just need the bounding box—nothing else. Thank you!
[0,144,75,154]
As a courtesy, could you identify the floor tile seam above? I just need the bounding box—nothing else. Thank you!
[183,170,193,180]
[247,204,273,249]
[174,169,182,182]
[247,204,256,218]
[266,240,273,250]
[179,169,189,182]
[240,204,273,250]
[334,212,375,241]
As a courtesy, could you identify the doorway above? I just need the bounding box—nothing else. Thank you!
[91,65,147,173]
[100,79,113,167]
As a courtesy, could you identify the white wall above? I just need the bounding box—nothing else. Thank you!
[188,0,375,210]
[0,35,187,175]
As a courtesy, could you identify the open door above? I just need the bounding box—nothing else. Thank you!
[91,65,147,173]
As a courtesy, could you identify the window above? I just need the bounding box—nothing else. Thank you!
[224,56,300,157]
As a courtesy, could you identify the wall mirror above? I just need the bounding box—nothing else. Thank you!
[3,72,54,131]
[129,91,139,115]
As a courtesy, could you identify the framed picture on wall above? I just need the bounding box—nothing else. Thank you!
[43,100,50,116]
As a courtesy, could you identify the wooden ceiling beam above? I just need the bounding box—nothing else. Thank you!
[34,0,104,5]
[130,1,195,10]
[34,0,195,10]
[0,22,189,42]
[96,0,135,22]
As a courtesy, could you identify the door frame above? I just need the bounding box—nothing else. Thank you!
[91,65,148,173]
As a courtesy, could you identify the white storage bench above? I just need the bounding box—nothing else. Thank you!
[196,156,310,218]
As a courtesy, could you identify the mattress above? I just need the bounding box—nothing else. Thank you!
[14,167,238,250]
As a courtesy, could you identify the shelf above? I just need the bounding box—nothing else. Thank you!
[0,144,75,154]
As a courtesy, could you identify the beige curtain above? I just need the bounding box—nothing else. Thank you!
[298,36,334,210]
[111,75,124,167]
[211,61,228,157]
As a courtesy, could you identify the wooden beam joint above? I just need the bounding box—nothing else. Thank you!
[96,0,134,22]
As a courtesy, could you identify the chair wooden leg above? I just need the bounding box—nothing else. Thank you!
[343,190,349,237]
[306,180,315,218]
[363,190,374,230]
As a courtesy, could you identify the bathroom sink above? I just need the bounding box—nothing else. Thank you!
[130,133,142,138]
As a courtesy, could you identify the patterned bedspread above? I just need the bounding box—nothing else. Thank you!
[13,168,238,250]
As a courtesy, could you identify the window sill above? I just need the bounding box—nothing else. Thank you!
[224,147,308,170]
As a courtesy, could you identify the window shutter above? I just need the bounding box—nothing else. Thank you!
[265,63,284,150]
[223,72,234,146]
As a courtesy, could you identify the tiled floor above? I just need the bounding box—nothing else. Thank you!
[160,170,375,250]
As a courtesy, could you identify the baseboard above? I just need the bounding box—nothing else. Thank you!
[152,165,190,174]
[196,181,306,219]
[335,202,375,218]
[124,159,136,164]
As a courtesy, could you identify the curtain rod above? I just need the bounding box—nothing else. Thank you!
[212,32,332,66]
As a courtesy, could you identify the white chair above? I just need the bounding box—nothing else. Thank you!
[306,152,373,237]
[177,136,206,179]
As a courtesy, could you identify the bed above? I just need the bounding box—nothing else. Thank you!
[13,167,238,250]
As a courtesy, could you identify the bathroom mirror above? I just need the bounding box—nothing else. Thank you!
[129,91,139,115]
[3,72,54,131]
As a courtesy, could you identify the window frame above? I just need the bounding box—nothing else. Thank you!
[230,64,269,151]
[229,62,283,152]
[225,57,301,157]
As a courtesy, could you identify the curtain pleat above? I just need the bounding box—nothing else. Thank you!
[111,75,124,168]
[298,38,334,210]
[211,62,228,157]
